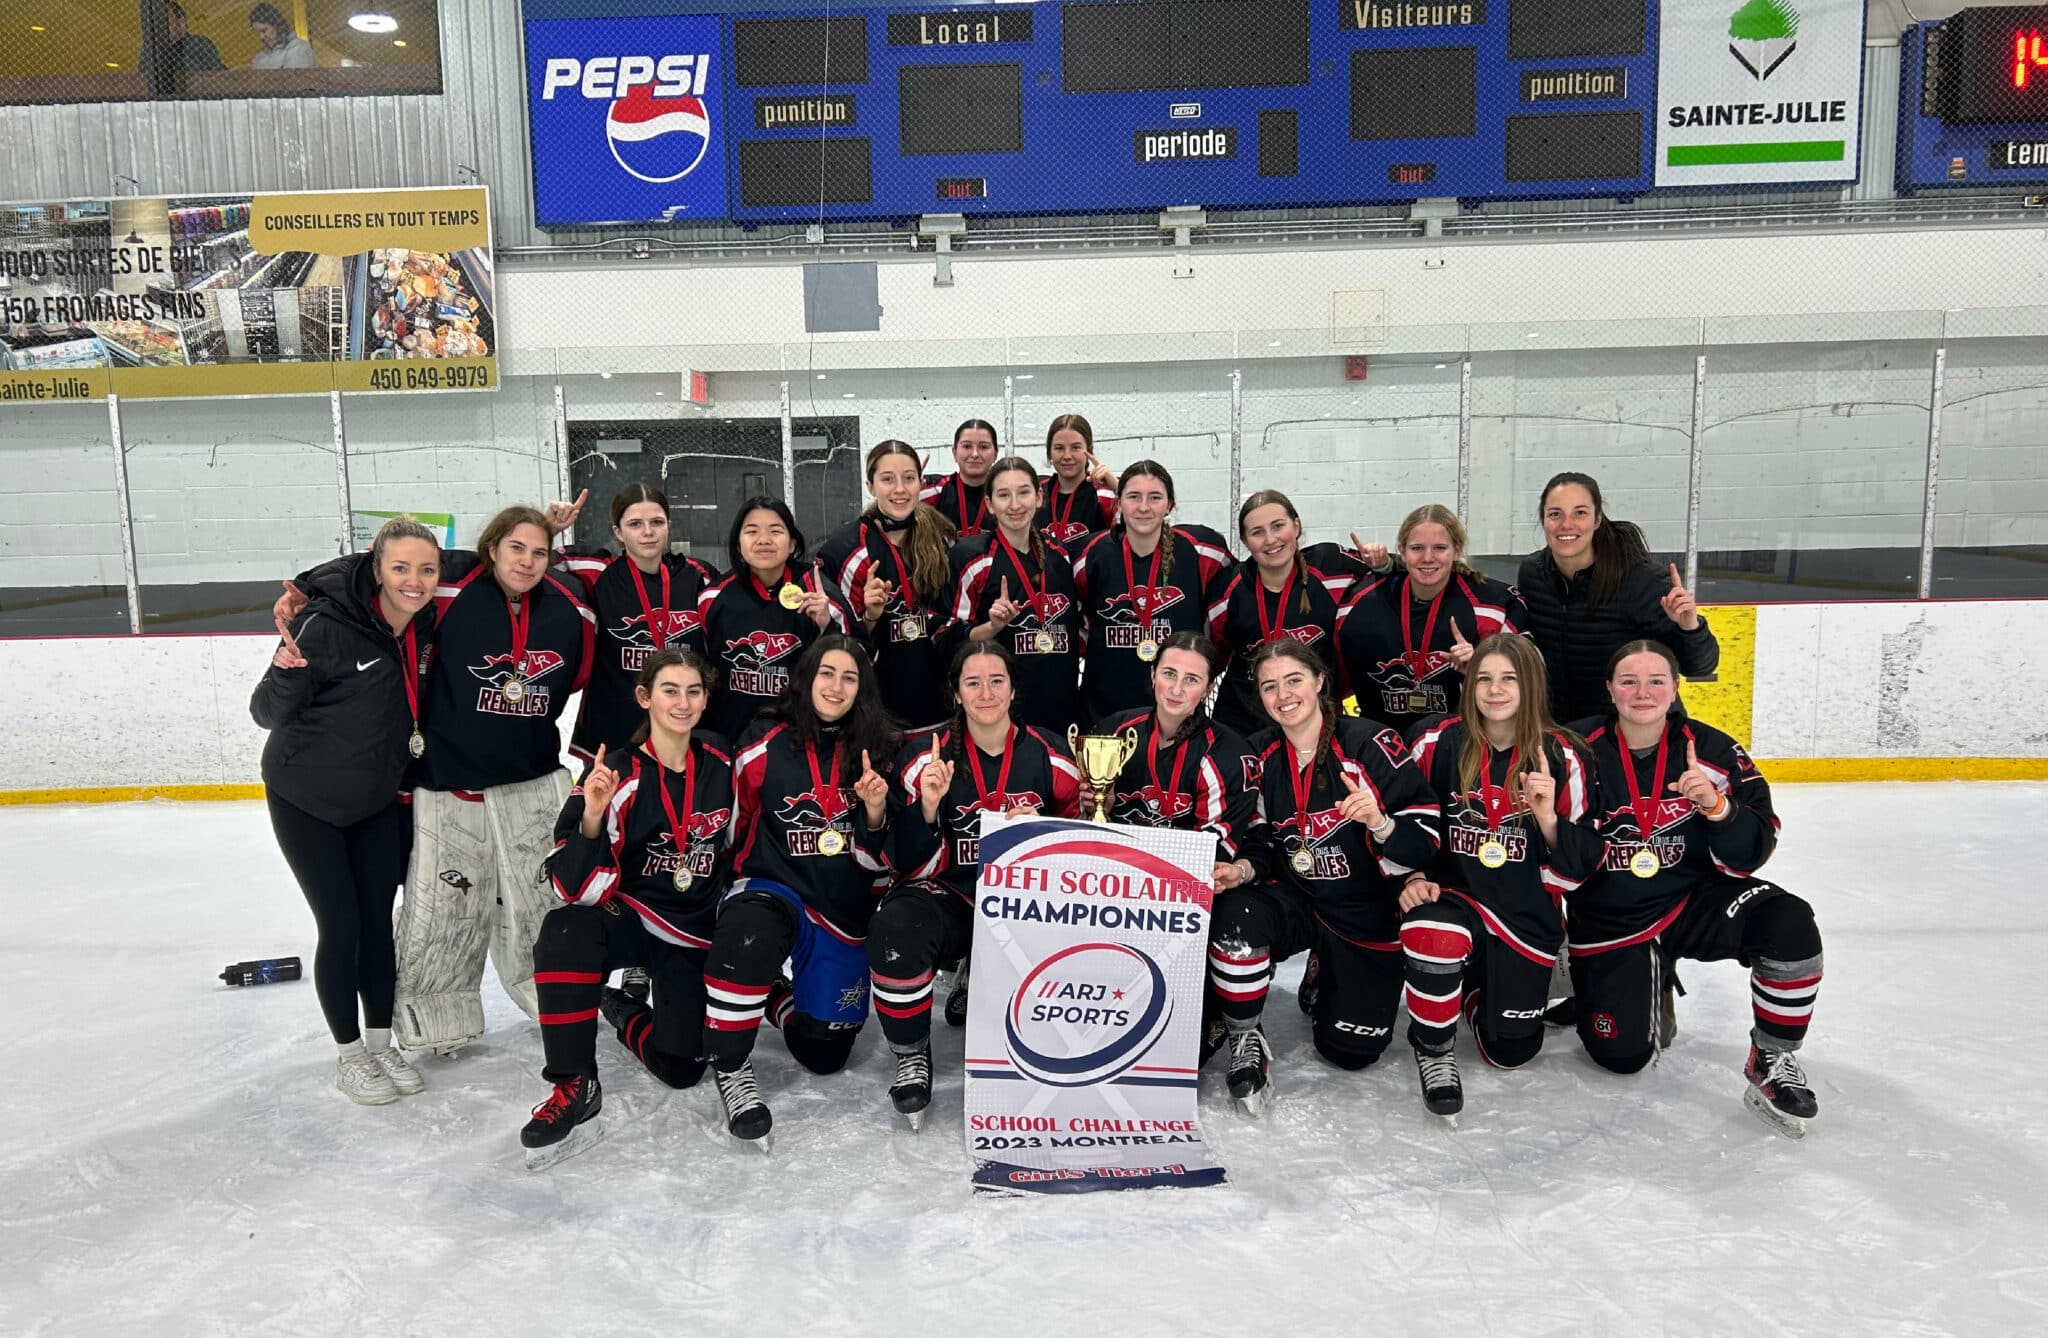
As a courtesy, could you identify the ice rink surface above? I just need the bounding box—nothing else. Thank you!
[5,784,2046,1337]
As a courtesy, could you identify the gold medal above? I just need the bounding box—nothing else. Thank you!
[407,729,426,759]
[899,616,924,641]
[816,828,846,856]
[1289,847,1314,875]
[1628,846,1661,879]
[1136,638,1160,663]
[1478,838,1508,869]
[1407,690,1429,713]
[500,676,526,703]
[1033,629,1056,654]
[672,866,694,892]
[777,582,806,611]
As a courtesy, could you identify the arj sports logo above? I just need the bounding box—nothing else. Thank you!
[1004,942,1174,1087]
[1728,0,1798,80]
[539,54,715,185]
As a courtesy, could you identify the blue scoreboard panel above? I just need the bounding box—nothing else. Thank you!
[525,0,1661,227]
[1898,6,2048,191]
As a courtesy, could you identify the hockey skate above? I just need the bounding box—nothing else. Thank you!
[522,1075,604,1170]
[943,962,971,1028]
[713,1060,773,1149]
[621,966,652,1004]
[889,1044,933,1131]
[1296,949,1320,1016]
[1226,1026,1274,1116]
[1414,1048,1463,1120]
[599,985,643,1036]
[1743,1044,1817,1140]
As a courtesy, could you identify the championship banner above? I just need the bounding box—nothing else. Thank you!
[0,186,495,403]
[965,814,1225,1195]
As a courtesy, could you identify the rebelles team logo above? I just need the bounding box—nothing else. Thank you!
[949,793,1045,866]
[1005,942,1174,1087]
[726,629,801,665]
[539,54,715,184]
[640,812,731,882]
[612,608,702,669]
[469,650,566,714]
[1010,592,1073,655]
[1099,587,1184,625]
[1118,784,1193,824]
[1376,649,1451,714]
[1043,519,1090,546]
[779,785,852,856]
[1598,797,1695,874]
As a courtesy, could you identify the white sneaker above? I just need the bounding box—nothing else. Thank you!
[338,1051,400,1105]
[370,1045,425,1096]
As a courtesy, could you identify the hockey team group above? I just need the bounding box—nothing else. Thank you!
[251,414,1825,1168]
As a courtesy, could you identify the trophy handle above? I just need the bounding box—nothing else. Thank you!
[1116,726,1141,771]
[1067,723,1080,754]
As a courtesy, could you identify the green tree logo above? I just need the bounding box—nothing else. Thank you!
[1728,0,1799,80]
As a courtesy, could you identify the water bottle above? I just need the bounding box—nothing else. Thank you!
[220,956,303,987]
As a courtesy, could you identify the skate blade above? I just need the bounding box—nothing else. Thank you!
[1233,1085,1270,1118]
[901,1107,926,1134]
[524,1120,605,1171]
[1743,1086,1808,1140]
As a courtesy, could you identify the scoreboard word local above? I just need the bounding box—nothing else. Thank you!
[522,0,1878,227]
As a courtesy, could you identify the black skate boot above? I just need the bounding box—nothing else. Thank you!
[713,1060,773,1148]
[1296,949,1321,1016]
[1414,1048,1464,1119]
[890,1044,933,1131]
[621,966,651,1003]
[1744,1043,1817,1138]
[521,1074,604,1170]
[1200,1015,1229,1067]
[600,985,644,1036]
[944,961,971,1028]
[1226,1026,1273,1115]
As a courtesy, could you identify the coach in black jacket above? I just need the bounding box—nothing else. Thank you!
[1518,473,1718,723]
[250,518,440,1105]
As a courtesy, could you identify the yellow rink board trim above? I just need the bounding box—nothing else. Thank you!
[1679,605,1757,742]
[4,760,2046,805]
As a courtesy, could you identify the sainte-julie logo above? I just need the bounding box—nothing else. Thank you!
[1004,942,1174,1087]
[1727,0,1798,80]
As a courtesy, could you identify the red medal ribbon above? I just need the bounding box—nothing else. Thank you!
[1120,535,1165,639]
[1620,723,1672,841]
[1050,478,1082,532]
[1481,746,1520,833]
[649,743,698,864]
[1148,718,1192,813]
[804,737,846,821]
[994,527,1046,625]
[505,586,531,678]
[868,522,917,612]
[955,475,987,533]
[379,595,421,732]
[966,724,1017,812]
[627,559,672,647]
[1286,737,1317,844]
[1253,561,1300,645]
[747,567,793,603]
[1400,576,1446,660]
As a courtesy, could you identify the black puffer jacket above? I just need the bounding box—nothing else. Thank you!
[1516,549,1718,723]
[250,559,433,826]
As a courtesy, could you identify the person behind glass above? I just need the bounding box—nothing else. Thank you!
[278,500,595,1055]
[920,418,1000,537]
[1520,472,1717,724]
[819,441,959,731]
[518,649,737,1167]
[1566,641,1823,1137]
[698,636,900,1144]
[950,454,1085,736]
[556,483,720,764]
[1397,634,1602,1118]
[1207,639,1440,1113]
[1208,490,1374,737]
[698,496,859,744]
[247,3,316,68]
[1336,504,1532,736]
[1035,413,1119,550]
[251,517,439,1105]
[149,2,225,72]
[868,641,1083,1127]
[1071,460,1233,726]
[1092,632,1256,879]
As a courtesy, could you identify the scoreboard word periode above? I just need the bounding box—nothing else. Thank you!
[524,0,1660,226]
[1898,6,2048,190]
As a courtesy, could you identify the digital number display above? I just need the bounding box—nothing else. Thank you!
[1506,0,1646,60]
[1351,47,1476,141]
[1505,110,1642,181]
[1062,0,1310,94]
[899,63,1024,155]
[734,17,871,87]
[1931,7,2048,124]
[738,137,874,206]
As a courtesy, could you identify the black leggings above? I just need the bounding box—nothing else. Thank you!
[268,795,405,1045]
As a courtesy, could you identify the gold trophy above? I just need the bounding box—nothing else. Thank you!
[1067,724,1140,824]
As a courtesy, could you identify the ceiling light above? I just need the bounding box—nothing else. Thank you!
[30,25,46,33]
[1014,374,1034,380]
[348,13,398,33]
[391,39,407,47]
[599,371,613,379]
[105,61,121,69]
[841,392,855,398]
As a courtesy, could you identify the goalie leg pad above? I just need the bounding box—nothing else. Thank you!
[393,788,496,1052]
[486,769,574,1021]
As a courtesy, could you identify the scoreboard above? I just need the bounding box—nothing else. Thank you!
[526,0,1661,226]
[1898,6,2048,190]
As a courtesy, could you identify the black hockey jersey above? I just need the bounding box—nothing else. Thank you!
[1072,524,1234,726]
[947,530,1084,735]
[1093,707,1255,863]
[1036,475,1117,550]
[1565,715,1780,954]
[1243,715,1441,944]
[730,718,891,939]
[921,472,990,537]
[697,565,861,743]
[545,738,738,950]
[889,723,1084,899]
[556,548,720,760]
[1408,719,1602,964]
[1206,542,1371,736]
[1333,572,1530,732]
[817,517,955,731]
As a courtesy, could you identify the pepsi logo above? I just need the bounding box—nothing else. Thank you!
[608,84,713,185]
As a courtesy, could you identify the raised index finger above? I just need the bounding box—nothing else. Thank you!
[1668,563,1684,590]
[1686,738,1699,769]
[1533,746,1551,775]
[861,749,873,774]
